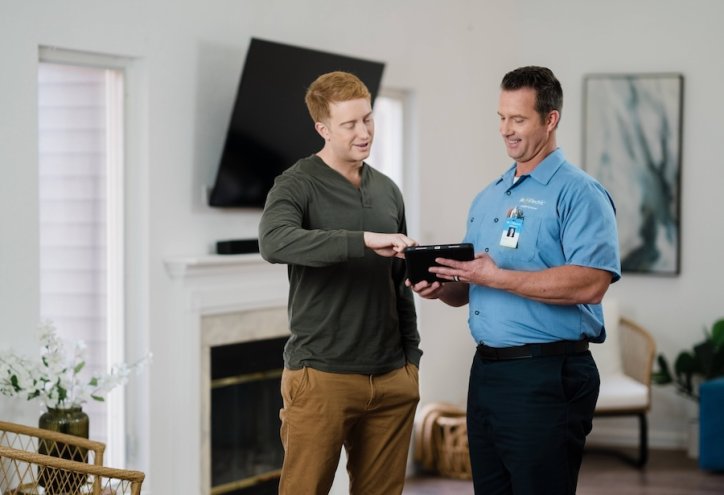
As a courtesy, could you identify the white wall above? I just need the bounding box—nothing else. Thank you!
[2,0,724,491]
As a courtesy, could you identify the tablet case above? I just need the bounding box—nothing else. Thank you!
[404,243,474,283]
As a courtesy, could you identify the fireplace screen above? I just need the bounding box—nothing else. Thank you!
[210,336,286,495]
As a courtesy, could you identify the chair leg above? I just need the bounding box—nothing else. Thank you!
[587,413,648,468]
[636,413,648,468]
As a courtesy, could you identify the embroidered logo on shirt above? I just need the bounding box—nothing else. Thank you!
[519,197,545,206]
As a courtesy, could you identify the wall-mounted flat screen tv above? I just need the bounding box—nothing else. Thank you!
[209,38,385,208]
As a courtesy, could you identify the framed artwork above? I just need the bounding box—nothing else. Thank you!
[583,73,684,275]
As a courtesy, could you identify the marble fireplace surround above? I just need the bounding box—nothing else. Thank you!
[164,253,289,495]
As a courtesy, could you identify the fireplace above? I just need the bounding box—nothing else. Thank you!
[202,307,289,495]
[164,254,290,495]
[210,336,286,494]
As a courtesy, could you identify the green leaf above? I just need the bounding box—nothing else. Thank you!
[91,395,105,402]
[73,361,85,374]
[674,352,698,396]
[712,319,724,347]
[56,382,67,402]
[694,340,716,378]
[674,352,698,375]
[652,354,673,385]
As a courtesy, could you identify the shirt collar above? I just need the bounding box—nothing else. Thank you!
[495,148,566,186]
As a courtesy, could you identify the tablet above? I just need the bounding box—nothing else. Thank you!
[404,243,474,283]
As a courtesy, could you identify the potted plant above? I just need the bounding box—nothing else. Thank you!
[0,320,151,430]
[653,318,724,460]
[653,318,724,400]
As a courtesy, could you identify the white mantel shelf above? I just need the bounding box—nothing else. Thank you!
[163,253,288,315]
[163,253,268,279]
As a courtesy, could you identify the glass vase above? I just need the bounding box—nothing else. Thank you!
[38,406,90,492]
[39,406,89,438]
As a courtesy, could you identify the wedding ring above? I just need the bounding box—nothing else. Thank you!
[453,275,460,282]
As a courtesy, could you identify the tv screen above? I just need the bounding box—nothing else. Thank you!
[209,38,386,207]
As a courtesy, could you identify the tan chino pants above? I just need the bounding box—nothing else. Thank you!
[278,364,420,495]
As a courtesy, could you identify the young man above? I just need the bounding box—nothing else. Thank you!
[410,66,621,494]
[259,71,421,495]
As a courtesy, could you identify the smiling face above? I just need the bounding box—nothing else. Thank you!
[316,97,374,167]
[498,87,559,173]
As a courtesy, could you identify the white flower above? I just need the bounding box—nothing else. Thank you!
[0,321,151,409]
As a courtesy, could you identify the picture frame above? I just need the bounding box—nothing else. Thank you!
[582,73,684,275]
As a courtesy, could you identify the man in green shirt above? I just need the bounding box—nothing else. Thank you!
[259,71,422,495]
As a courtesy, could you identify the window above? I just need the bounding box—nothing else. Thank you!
[368,89,419,236]
[369,91,406,191]
[37,53,126,466]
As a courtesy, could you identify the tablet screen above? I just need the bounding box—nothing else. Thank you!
[404,243,474,283]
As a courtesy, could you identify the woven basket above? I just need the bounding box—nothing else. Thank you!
[433,415,472,479]
[413,402,472,480]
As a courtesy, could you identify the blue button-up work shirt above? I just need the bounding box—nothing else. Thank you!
[463,148,621,347]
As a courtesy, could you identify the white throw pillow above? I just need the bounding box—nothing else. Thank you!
[590,299,623,377]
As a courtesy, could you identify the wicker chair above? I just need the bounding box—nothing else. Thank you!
[591,301,657,468]
[0,421,144,494]
[0,421,105,468]
[0,445,145,494]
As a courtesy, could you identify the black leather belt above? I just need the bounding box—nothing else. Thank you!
[476,340,589,361]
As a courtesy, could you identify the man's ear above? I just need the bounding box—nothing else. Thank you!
[546,110,560,131]
[315,121,330,141]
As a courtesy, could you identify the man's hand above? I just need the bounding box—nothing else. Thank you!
[429,252,499,286]
[430,253,613,305]
[405,279,445,299]
[406,278,470,307]
[363,232,417,258]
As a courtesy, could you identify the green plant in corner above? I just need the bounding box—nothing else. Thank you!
[653,318,724,401]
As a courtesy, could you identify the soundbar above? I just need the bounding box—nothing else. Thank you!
[216,239,260,255]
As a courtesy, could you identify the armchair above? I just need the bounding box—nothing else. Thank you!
[590,300,657,467]
[0,445,145,494]
[0,420,144,494]
[0,420,105,467]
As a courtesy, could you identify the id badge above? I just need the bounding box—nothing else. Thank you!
[500,207,524,248]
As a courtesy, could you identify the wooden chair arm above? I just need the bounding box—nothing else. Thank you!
[0,445,144,495]
[0,420,105,466]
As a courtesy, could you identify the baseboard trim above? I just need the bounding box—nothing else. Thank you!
[587,423,686,450]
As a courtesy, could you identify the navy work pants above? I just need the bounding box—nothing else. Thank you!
[466,350,600,495]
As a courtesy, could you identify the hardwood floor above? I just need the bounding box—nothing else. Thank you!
[403,449,724,494]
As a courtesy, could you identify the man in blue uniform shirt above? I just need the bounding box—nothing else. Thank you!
[409,66,621,494]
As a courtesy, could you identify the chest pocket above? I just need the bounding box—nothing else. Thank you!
[468,211,543,266]
[494,215,542,266]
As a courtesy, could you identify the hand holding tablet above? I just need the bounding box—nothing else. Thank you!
[404,243,474,283]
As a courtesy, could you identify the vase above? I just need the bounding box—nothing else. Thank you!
[38,406,90,493]
[39,406,89,438]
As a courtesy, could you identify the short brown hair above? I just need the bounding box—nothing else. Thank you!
[501,66,563,125]
[305,71,371,123]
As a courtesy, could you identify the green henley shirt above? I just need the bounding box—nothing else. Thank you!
[259,155,422,374]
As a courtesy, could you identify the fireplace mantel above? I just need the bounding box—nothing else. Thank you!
[163,253,288,315]
[164,253,270,279]
[161,253,290,495]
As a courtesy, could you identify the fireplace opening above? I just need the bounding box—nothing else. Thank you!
[210,336,287,495]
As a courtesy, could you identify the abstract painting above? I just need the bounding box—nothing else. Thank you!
[583,73,683,275]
